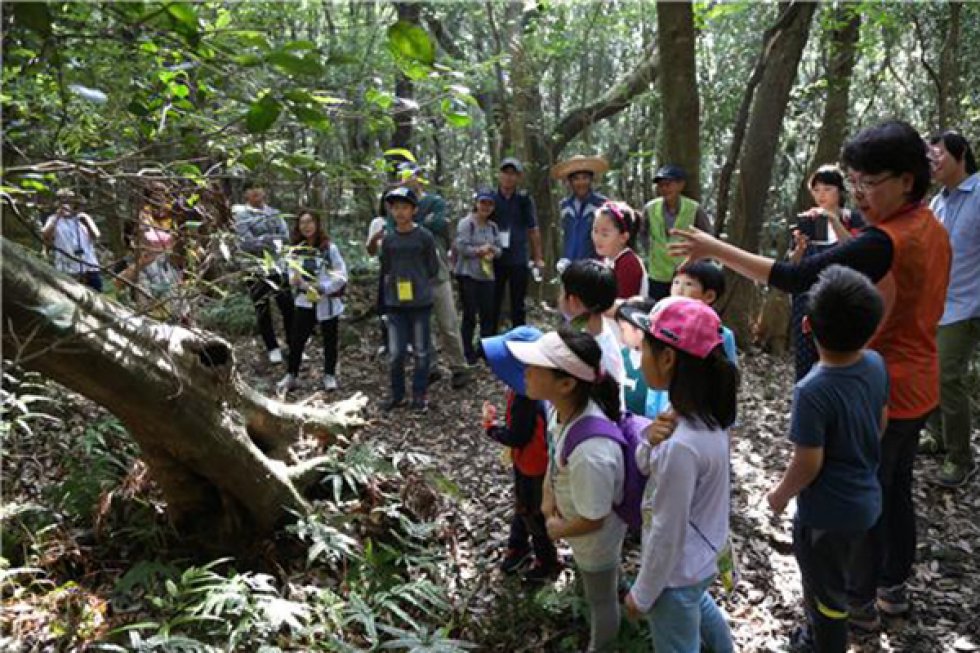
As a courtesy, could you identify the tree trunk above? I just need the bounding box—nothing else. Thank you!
[389,2,421,151]
[1,239,366,546]
[793,6,861,216]
[937,1,961,129]
[714,4,799,237]
[656,1,700,200]
[720,1,816,345]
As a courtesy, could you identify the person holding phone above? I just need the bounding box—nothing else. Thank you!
[233,184,294,364]
[42,188,104,291]
[787,165,866,380]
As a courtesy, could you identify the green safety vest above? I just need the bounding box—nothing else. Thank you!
[646,196,698,283]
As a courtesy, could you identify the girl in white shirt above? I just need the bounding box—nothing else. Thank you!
[277,210,348,394]
[620,297,739,653]
[507,327,625,652]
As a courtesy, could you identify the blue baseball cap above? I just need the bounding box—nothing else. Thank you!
[474,187,495,202]
[384,186,418,206]
[481,326,543,395]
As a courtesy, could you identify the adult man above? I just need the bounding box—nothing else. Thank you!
[642,164,712,300]
[41,188,103,291]
[922,131,980,488]
[550,154,609,261]
[493,157,545,330]
[233,184,293,364]
[394,163,470,389]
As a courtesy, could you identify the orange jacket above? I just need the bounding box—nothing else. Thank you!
[871,203,951,419]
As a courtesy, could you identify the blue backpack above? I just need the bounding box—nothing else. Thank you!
[561,412,651,534]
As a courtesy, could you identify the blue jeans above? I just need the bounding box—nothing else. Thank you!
[646,575,733,653]
[387,307,431,400]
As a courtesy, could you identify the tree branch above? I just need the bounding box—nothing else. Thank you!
[549,43,660,158]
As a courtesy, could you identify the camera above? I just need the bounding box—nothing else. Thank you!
[792,212,829,242]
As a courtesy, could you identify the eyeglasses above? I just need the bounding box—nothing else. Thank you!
[845,173,897,195]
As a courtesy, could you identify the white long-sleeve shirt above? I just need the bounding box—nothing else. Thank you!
[630,417,730,612]
[288,242,348,321]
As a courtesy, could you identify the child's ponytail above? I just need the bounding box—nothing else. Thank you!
[556,327,622,423]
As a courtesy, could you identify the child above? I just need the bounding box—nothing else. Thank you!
[766,265,888,652]
[507,327,626,652]
[643,260,740,418]
[480,327,560,582]
[379,186,440,412]
[615,297,657,416]
[620,296,738,653]
[559,259,627,398]
[277,210,348,394]
[456,188,502,364]
[591,201,648,299]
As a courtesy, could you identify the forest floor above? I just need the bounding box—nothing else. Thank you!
[238,278,980,652]
[3,277,979,652]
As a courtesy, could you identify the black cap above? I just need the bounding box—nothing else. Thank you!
[384,186,418,206]
[499,157,524,173]
[654,164,687,183]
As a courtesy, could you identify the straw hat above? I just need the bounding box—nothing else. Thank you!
[550,155,609,180]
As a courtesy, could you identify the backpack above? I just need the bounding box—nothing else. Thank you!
[561,412,651,534]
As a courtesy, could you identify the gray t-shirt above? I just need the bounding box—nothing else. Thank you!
[454,215,501,281]
[380,225,439,309]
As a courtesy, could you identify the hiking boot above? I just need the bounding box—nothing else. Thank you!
[268,348,284,364]
[451,368,471,389]
[918,432,945,456]
[499,547,532,575]
[876,584,910,617]
[428,368,443,386]
[323,374,338,391]
[848,601,881,632]
[935,461,978,488]
[411,396,428,413]
[380,396,407,412]
[521,559,560,584]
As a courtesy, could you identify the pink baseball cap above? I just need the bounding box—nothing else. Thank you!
[505,331,599,382]
[620,296,723,359]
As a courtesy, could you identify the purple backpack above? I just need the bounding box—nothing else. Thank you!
[561,412,651,534]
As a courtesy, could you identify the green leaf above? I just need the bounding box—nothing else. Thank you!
[169,83,190,98]
[245,95,281,133]
[282,40,316,52]
[365,88,393,110]
[291,106,331,132]
[386,21,435,65]
[165,3,199,29]
[232,53,264,66]
[13,3,52,36]
[267,51,324,77]
[440,98,472,128]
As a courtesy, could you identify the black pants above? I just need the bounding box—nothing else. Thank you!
[248,273,294,352]
[507,470,558,566]
[848,415,927,605]
[287,307,339,376]
[794,520,863,652]
[458,276,496,361]
[791,292,819,381]
[493,262,529,331]
[648,278,671,302]
[74,271,104,292]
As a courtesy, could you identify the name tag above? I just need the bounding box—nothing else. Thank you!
[397,279,414,302]
[499,230,511,249]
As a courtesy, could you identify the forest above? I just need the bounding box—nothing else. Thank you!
[2,1,979,651]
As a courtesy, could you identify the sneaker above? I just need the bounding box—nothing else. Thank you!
[411,396,428,412]
[876,584,910,617]
[848,601,881,632]
[380,396,407,412]
[276,373,296,395]
[499,547,532,575]
[918,433,945,455]
[935,460,978,488]
[268,348,284,364]
[521,559,560,584]
[451,369,471,389]
[323,374,338,391]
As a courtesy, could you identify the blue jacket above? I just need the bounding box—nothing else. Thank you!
[560,191,606,260]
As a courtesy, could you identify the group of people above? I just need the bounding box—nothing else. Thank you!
[38,118,978,652]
